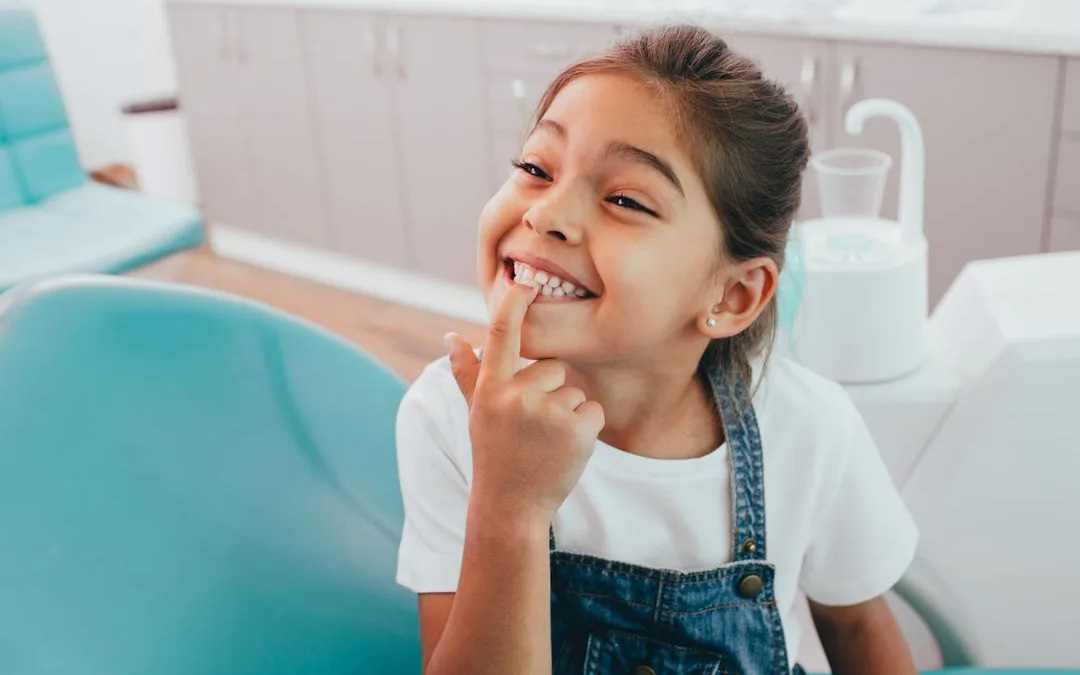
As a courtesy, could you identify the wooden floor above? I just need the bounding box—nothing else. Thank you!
[131,245,486,382]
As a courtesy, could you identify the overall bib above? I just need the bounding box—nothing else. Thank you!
[550,369,805,675]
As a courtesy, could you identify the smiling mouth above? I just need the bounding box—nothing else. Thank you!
[502,259,598,300]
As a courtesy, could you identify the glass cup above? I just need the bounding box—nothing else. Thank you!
[811,148,892,219]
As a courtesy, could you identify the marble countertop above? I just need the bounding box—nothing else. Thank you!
[168,0,1080,57]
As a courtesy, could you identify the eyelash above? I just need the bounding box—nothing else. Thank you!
[510,160,659,218]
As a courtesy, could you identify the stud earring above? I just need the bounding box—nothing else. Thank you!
[706,317,717,327]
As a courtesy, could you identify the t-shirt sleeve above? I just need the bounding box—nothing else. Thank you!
[395,367,470,594]
[799,398,919,606]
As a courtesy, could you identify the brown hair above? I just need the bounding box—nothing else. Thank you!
[532,24,810,383]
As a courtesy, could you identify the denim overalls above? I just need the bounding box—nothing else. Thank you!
[549,368,804,675]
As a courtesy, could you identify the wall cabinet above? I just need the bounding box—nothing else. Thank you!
[168,4,327,247]
[392,16,490,285]
[300,10,409,267]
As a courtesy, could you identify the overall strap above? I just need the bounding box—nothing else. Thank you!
[706,368,768,562]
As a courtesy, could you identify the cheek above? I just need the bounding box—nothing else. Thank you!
[477,184,527,289]
[597,233,715,322]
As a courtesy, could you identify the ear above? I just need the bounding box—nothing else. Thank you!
[697,257,779,339]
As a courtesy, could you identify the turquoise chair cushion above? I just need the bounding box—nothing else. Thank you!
[6,127,83,201]
[0,2,45,71]
[0,276,421,674]
[0,62,67,137]
[0,182,204,291]
[0,145,19,210]
[0,2,84,206]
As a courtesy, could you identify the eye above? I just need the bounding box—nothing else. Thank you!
[607,193,659,218]
[511,159,552,182]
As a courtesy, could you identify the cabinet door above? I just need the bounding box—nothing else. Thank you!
[391,16,490,285]
[167,4,256,231]
[234,7,328,247]
[301,10,408,266]
[832,42,1059,302]
[723,34,836,221]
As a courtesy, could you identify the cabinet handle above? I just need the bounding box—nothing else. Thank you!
[366,23,382,76]
[214,12,231,62]
[840,59,858,108]
[231,10,248,66]
[511,78,530,128]
[528,43,571,60]
[799,55,817,128]
[386,23,404,78]
[800,55,817,94]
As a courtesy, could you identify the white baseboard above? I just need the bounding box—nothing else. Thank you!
[210,225,489,325]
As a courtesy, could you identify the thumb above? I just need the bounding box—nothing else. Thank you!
[445,332,480,405]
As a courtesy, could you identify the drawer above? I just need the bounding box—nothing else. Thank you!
[1048,214,1080,251]
[1063,58,1080,134]
[486,71,551,134]
[1053,137,1080,213]
[480,19,619,75]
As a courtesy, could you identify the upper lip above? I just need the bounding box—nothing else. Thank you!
[503,251,597,295]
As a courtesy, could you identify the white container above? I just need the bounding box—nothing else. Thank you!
[793,99,929,383]
[122,97,198,205]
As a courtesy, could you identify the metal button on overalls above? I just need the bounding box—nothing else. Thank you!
[633,666,657,675]
[737,573,764,599]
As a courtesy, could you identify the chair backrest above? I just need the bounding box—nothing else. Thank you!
[0,1,84,213]
[0,276,420,674]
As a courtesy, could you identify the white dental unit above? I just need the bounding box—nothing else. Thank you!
[788,99,1080,669]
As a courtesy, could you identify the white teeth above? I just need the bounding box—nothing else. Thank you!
[510,260,592,298]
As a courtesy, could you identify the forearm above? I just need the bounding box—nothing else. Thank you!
[425,499,552,675]
[813,597,917,675]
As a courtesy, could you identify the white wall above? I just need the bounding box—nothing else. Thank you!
[25,0,178,168]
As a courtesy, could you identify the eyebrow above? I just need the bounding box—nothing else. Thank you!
[533,118,684,196]
[534,118,566,137]
[605,141,684,197]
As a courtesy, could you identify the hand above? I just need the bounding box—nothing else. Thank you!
[447,281,605,525]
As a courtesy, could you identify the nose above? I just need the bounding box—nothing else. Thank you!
[522,184,585,245]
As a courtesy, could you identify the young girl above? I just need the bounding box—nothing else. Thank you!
[396,25,918,675]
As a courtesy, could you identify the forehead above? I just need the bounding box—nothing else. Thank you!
[541,73,687,158]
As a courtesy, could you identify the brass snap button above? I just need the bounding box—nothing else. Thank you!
[741,538,757,554]
[632,666,657,675]
[737,573,763,599]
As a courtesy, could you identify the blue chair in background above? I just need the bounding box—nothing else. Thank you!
[0,2,203,293]
[0,276,419,674]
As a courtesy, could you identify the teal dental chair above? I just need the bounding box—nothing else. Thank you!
[0,275,1074,674]
[0,276,419,673]
[0,2,203,293]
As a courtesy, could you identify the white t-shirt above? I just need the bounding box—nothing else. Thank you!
[395,355,918,668]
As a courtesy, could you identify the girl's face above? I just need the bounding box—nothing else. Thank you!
[477,73,726,364]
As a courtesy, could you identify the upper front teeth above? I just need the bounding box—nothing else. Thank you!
[513,261,589,298]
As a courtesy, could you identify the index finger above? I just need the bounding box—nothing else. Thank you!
[479,281,540,385]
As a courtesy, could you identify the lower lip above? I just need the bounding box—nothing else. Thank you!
[502,265,591,303]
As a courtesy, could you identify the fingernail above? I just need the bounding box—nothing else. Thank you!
[444,332,457,352]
